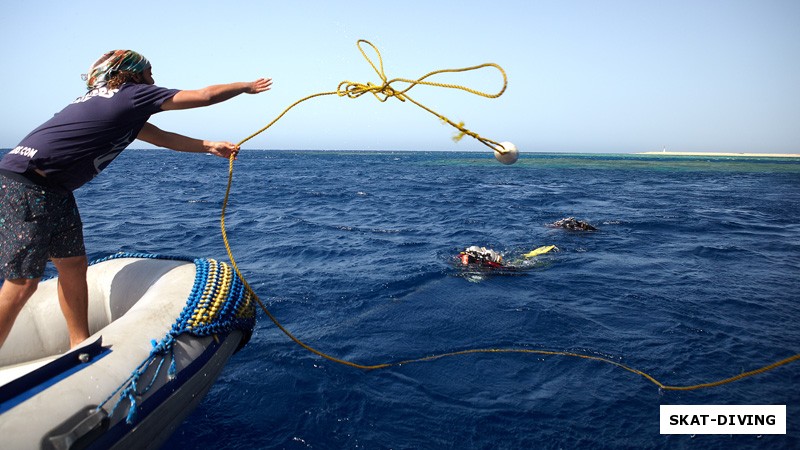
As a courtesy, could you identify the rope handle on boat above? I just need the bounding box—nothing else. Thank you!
[218,40,800,390]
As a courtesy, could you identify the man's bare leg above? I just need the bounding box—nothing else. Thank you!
[52,255,90,348]
[0,278,39,348]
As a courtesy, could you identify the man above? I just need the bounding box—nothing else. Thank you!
[0,50,272,349]
[459,246,504,267]
[550,217,597,231]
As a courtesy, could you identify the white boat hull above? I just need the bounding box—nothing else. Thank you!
[0,254,256,449]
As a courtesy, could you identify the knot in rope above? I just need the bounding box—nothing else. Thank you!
[336,80,407,102]
[452,121,480,143]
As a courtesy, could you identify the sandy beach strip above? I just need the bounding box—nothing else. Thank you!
[637,151,800,158]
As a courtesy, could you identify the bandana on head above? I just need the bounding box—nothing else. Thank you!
[81,50,151,90]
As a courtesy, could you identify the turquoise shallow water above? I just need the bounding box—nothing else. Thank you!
[63,150,800,448]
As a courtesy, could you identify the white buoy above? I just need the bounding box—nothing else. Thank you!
[494,141,519,165]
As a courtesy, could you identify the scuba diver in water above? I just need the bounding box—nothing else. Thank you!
[458,245,558,270]
[457,219,594,278]
[459,246,504,268]
[550,217,597,231]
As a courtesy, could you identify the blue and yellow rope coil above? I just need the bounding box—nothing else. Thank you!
[95,253,256,424]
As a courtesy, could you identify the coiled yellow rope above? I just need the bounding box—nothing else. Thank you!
[219,40,799,390]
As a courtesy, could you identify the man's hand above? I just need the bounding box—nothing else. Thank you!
[204,141,239,159]
[248,78,273,94]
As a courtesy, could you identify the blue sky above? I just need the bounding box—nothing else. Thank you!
[2,1,798,153]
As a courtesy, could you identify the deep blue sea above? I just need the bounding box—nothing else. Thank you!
[73,150,799,449]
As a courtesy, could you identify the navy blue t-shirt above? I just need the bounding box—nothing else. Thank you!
[0,83,179,191]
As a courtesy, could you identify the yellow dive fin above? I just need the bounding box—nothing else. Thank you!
[522,245,558,258]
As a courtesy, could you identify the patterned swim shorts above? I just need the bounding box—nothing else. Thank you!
[0,176,85,279]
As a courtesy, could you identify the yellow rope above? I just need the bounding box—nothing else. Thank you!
[219,40,799,390]
[237,40,507,152]
[220,155,387,370]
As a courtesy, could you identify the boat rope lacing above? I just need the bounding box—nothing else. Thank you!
[93,253,256,424]
[221,40,799,391]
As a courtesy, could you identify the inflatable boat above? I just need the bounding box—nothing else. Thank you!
[0,253,256,449]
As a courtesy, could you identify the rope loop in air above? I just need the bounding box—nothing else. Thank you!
[237,39,506,151]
